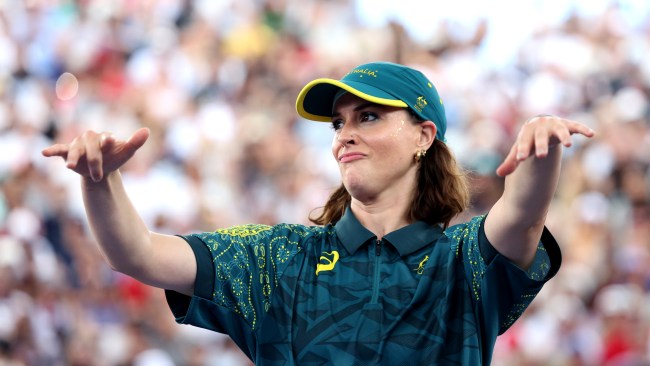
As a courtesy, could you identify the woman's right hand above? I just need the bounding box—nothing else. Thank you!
[42,128,150,182]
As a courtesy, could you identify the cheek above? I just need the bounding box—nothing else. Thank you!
[389,120,406,140]
[374,139,408,164]
[331,138,339,159]
[378,129,417,161]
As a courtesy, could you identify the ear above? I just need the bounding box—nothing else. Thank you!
[417,121,436,150]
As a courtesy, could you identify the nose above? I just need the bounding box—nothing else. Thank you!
[336,123,357,146]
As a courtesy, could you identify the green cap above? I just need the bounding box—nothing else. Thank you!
[296,61,447,141]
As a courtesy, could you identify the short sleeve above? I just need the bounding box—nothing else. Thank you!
[445,215,561,335]
[164,223,307,356]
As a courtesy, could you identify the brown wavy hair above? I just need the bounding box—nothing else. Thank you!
[309,114,470,229]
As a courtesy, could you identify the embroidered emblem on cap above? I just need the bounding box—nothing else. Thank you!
[414,96,428,113]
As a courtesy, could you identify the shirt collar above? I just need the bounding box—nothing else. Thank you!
[334,207,444,257]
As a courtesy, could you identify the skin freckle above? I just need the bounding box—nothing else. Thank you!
[391,120,406,138]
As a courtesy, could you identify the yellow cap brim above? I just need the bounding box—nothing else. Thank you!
[295,78,408,122]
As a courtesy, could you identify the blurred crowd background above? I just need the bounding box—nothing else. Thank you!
[1,0,649,365]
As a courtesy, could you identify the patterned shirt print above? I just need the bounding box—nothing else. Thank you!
[165,209,561,365]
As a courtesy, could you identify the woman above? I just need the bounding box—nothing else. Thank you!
[42,61,594,365]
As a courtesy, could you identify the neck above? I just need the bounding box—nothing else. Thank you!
[350,195,413,240]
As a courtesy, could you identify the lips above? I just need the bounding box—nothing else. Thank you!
[338,152,365,163]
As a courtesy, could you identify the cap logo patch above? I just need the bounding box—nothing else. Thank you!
[414,96,428,113]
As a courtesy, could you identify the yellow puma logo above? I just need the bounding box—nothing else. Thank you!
[414,255,429,275]
[316,251,339,276]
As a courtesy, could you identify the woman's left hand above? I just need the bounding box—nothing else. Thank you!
[496,115,595,177]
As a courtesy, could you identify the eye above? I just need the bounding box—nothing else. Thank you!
[360,111,378,122]
[331,119,344,131]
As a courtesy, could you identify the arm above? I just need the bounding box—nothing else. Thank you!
[485,116,594,269]
[43,129,196,295]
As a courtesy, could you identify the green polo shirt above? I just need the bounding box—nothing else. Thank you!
[166,208,561,365]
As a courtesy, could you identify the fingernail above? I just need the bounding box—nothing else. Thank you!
[516,153,524,161]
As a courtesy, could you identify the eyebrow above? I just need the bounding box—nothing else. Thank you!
[331,102,377,118]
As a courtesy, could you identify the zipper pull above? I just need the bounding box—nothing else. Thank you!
[375,239,381,256]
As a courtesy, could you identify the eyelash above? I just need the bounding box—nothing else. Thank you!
[331,120,343,131]
[331,111,378,131]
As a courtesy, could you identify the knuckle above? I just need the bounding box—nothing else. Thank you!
[66,146,80,157]
[86,155,101,166]
[81,130,100,141]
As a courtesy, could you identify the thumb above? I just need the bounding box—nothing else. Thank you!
[124,127,150,153]
[495,144,518,177]
[495,160,517,177]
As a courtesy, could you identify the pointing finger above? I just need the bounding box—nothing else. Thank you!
[42,144,69,158]
[569,122,595,138]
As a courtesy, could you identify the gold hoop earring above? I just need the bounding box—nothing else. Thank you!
[414,149,426,162]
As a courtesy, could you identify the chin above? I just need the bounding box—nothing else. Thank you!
[343,178,373,201]
[342,172,364,190]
